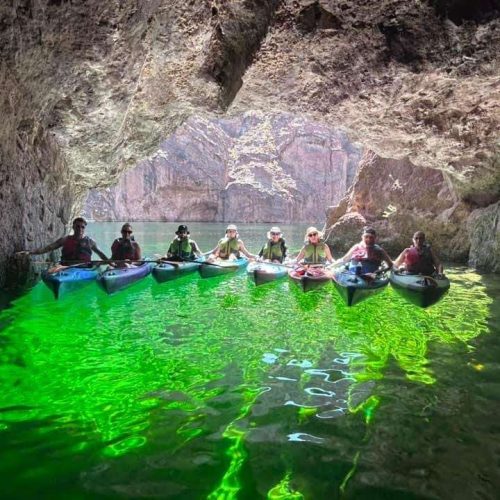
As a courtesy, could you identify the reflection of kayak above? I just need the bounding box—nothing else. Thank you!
[288,267,331,292]
[247,262,288,286]
[42,265,101,299]
[152,259,203,283]
[389,271,450,308]
[97,262,154,294]
[198,258,248,278]
[332,269,389,306]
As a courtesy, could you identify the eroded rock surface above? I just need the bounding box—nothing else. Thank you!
[84,112,361,223]
[468,201,500,272]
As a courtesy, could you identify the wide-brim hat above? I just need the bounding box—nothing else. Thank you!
[226,224,238,232]
[176,224,189,235]
[267,226,282,239]
[305,226,323,240]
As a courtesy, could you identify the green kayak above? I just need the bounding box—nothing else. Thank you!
[389,271,450,308]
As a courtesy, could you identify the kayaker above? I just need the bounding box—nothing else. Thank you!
[336,227,393,277]
[258,226,287,263]
[111,223,142,267]
[165,225,202,261]
[295,227,334,265]
[394,231,443,276]
[210,224,255,261]
[17,217,108,267]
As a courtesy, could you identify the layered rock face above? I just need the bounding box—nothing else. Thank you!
[83,112,361,223]
[1,0,499,286]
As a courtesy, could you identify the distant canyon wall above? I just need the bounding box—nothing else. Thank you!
[83,112,361,223]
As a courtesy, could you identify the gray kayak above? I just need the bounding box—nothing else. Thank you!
[389,271,450,308]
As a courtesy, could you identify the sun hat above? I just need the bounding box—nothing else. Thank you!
[267,226,282,239]
[176,224,189,235]
[305,226,323,240]
[226,224,238,232]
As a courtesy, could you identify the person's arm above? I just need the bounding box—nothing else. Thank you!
[324,244,334,264]
[333,245,354,266]
[135,243,142,261]
[90,240,109,261]
[295,247,305,263]
[430,248,444,274]
[393,249,407,269]
[210,244,221,259]
[381,248,393,269]
[191,241,202,256]
[22,237,65,256]
[238,241,255,259]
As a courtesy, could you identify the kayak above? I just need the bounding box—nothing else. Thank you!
[288,266,332,292]
[152,259,202,283]
[389,271,450,308]
[332,269,389,306]
[198,258,248,278]
[247,261,288,286]
[97,262,154,294]
[42,265,101,299]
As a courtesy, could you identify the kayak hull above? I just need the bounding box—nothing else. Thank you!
[288,268,331,292]
[332,270,389,306]
[152,261,200,283]
[389,271,450,308]
[199,258,248,278]
[247,262,287,286]
[97,262,153,294]
[41,265,101,299]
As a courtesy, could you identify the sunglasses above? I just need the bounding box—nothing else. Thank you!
[308,233,318,237]
[75,225,86,229]
[122,230,132,234]
[270,232,281,236]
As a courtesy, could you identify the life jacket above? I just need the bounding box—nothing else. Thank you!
[405,244,435,275]
[111,238,140,261]
[349,243,384,273]
[259,238,287,262]
[168,238,196,260]
[302,243,327,264]
[218,237,240,259]
[61,235,93,263]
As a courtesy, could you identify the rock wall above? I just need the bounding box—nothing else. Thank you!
[83,112,361,223]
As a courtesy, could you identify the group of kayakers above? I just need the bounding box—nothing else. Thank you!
[17,217,444,277]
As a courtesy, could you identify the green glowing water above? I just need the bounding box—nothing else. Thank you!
[1,223,499,499]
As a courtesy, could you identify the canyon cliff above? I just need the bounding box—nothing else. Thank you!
[1,0,499,286]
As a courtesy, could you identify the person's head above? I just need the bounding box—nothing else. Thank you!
[226,224,238,239]
[72,217,87,237]
[305,226,322,243]
[121,223,133,240]
[412,231,426,248]
[176,225,189,239]
[362,227,377,246]
[267,226,282,241]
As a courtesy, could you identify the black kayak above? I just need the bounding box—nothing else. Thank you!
[152,260,201,283]
[332,269,389,306]
[389,271,450,308]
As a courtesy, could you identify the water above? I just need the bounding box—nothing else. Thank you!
[1,223,499,499]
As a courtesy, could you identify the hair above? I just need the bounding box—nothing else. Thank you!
[362,227,376,236]
[72,217,87,226]
[413,231,425,239]
[121,223,133,232]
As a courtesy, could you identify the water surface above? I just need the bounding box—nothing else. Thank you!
[0,223,499,499]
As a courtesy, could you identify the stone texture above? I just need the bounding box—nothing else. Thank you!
[84,112,361,223]
[467,201,500,272]
[325,151,471,261]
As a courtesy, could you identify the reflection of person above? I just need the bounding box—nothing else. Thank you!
[210,224,255,260]
[111,223,141,267]
[166,225,202,261]
[295,227,334,265]
[394,231,443,276]
[17,217,108,265]
[258,226,287,263]
[336,227,392,275]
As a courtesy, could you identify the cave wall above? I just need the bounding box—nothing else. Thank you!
[83,112,361,223]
